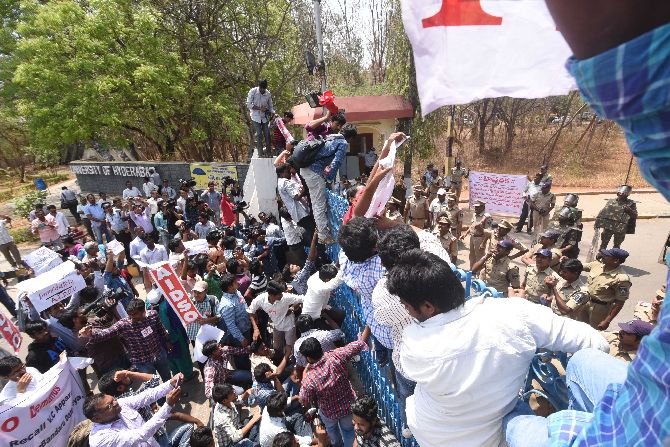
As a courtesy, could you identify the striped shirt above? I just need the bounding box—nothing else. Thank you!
[186,295,217,341]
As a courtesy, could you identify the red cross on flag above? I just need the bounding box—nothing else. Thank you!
[401,0,576,114]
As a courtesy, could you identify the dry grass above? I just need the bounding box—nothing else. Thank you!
[408,121,650,190]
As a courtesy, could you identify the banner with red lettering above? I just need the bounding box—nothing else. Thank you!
[0,359,86,447]
[468,171,527,215]
[0,309,22,353]
[401,0,575,113]
[149,262,203,329]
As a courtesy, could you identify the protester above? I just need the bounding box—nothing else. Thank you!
[0,214,23,268]
[202,340,252,397]
[31,208,62,249]
[247,79,274,158]
[351,395,401,447]
[212,383,261,447]
[0,356,42,404]
[122,181,143,200]
[248,280,303,352]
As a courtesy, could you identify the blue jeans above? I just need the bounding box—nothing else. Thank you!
[503,348,629,447]
[92,224,114,244]
[134,348,172,382]
[394,369,416,429]
[320,411,355,447]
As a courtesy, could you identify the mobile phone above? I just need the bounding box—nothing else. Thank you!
[175,376,183,388]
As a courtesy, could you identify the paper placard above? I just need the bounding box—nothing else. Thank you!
[106,239,125,255]
[194,324,226,363]
[18,261,87,313]
[468,171,527,215]
[183,239,209,256]
[24,246,63,275]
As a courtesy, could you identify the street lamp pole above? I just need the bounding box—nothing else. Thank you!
[312,0,327,93]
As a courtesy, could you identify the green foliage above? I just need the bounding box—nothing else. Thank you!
[9,227,38,244]
[14,189,47,218]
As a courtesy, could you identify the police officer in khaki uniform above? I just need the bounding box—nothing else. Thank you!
[530,181,556,242]
[604,320,654,363]
[521,248,559,304]
[633,286,665,325]
[584,248,632,330]
[450,159,469,200]
[404,185,430,229]
[463,200,493,270]
[521,230,562,269]
[428,168,442,202]
[429,188,450,230]
[546,258,589,321]
[471,240,520,294]
[385,196,403,224]
[433,214,458,263]
[485,219,528,259]
[445,194,464,238]
[595,184,638,250]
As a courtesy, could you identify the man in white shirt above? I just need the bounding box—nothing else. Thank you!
[142,177,158,198]
[139,237,168,267]
[160,179,177,199]
[259,391,313,447]
[129,227,148,265]
[363,148,377,175]
[194,214,216,239]
[248,280,303,353]
[247,79,274,158]
[0,356,43,404]
[123,181,143,200]
[146,190,160,216]
[47,204,70,237]
[129,200,154,234]
[0,215,23,268]
[276,163,311,230]
[302,265,343,325]
[386,249,609,447]
[86,373,183,447]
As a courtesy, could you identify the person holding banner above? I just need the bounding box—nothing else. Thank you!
[86,371,184,447]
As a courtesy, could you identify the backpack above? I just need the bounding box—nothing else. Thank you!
[289,134,345,169]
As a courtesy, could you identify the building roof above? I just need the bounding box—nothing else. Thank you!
[291,95,414,125]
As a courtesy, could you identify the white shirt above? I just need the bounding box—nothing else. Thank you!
[248,292,303,331]
[277,178,309,223]
[89,380,174,447]
[364,151,377,168]
[265,223,284,239]
[281,217,304,246]
[259,408,312,447]
[0,367,42,404]
[147,197,159,215]
[246,87,274,123]
[50,211,70,236]
[139,245,168,267]
[195,221,216,239]
[302,271,343,319]
[176,197,186,213]
[129,236,147,261]
[0,219,13,245]
[400,298,609,447]
[143,182,158,197]
[123,187,143,200]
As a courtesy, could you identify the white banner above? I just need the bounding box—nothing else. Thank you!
[23,247,62,276]
[401,0,575,113]
[18,261,87,313]
[365,137,409,218]
[0,359,86,447]
[468,171,527,215]
[182,239,209,256]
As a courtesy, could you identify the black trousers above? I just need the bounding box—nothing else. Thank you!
[516,202,534,232]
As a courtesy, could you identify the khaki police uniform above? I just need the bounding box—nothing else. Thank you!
[445,205,464,238]
[428,176,442,202]
[633,301,656,324]
[550,278,589,321]
[433,228,458,262]
[531,191,556,240]
[450,167,468,200]
[584,261,631,329]
[604,332,637,363]
[480,256,520,293]
[596,198,637,249]
[486,231,528,254]
[405,195,429,229]
[523,265,559,304]
[469,212,492,269]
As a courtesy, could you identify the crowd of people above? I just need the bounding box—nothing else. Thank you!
[2,24,670,446]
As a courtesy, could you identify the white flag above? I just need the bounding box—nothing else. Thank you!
[401,0,576,113]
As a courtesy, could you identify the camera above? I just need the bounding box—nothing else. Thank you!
[179,178,197,188]
[223,176,236,187]
[81,287,127,318]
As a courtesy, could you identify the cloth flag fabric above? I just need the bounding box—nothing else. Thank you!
[401,0,576,113]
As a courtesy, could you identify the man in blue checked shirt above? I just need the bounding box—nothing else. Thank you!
[217,272,252,349]
[300,123,358,245]
[502,4,670,446]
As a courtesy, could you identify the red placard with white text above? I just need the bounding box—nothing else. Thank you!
[0,309,23,353]
[149,263,202,329]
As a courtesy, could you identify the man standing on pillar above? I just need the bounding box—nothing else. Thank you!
[247,79,274,159]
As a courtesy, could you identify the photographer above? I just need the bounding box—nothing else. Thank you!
[200,181,223,225]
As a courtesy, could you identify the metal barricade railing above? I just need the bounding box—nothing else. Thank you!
[325,191,563,445]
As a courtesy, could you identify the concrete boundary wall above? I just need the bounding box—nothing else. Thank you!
[70,161,249,195]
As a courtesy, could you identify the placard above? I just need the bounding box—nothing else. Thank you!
[0,358,86,446]
[0,309,22,353]
[18,262,87,313]
[468,171,527,215]
[149,263,203,329]
[23,247,62,275]
[182,239,209,256]
[194,325,225,363]
[189,164,238,190]
[106,239,125,255]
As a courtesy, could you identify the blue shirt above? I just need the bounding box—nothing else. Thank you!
[103,272,134,306]
[217,291,251,343]
[309,136,349,181]
[83,203,106,227]
[291,259,316,295]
